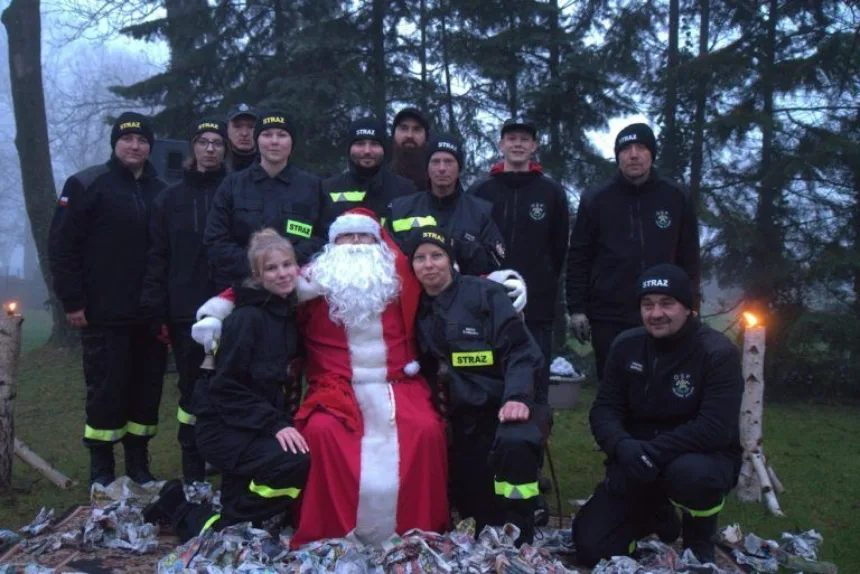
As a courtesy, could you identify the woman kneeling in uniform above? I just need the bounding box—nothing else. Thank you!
[409,227,547,546]
[145,229,310,541]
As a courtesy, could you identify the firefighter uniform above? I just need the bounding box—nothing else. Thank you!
[204,162,325,290]
[48,149,167,485]
[169,286,310,539]
[414,268,545,545]
[573,266,742,567]
[141,161,227,482]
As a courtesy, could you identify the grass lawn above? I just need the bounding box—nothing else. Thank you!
[1,312,857,571]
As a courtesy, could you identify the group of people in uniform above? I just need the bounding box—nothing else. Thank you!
[46,102,743,567]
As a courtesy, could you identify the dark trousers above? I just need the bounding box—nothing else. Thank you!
[525,319,552,405]
[450,409,544,532]
[572,452,736,567]
[590,320,637,381]
[169,322,207,481]
[80,325,167,447]
[176,434,310,542]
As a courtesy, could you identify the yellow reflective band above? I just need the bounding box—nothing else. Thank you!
[286,220,312,239]
[329,191,366,202]
[177,406,197,426]
[392,215,437,232]
[249,479,302,499]
[126,421,158,437]
[199,513,221,535]
[84,424,126,442]
[493,479,540,500]
[628,539,637,554]
[670,497,724,518]
[452,350,494,368]
[380,217,387,227]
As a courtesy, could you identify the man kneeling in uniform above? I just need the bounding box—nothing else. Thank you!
[573,263,743,566]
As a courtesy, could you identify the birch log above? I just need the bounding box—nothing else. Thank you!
[14,438,74,489]
[0,312,24,490]
[736,323,784,516]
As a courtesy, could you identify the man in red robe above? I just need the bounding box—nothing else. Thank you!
[193,208,449,547]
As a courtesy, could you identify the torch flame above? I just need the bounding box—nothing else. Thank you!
[742,311,759,329]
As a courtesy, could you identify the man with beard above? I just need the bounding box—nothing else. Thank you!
[192,209,449,547]
[390,107,430,189]
[566,123,700,382]
[573,264,741,567]
[226,103,257,172]
[320,117,416,234]
[49,112,168,486]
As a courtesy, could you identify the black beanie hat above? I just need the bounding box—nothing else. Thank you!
[193,116,228,142]
[425,133,463,169]
[254,110,293,141]
[347,117,387,152]
[392,107,430,136]
[111,112,154,149]
[407,226,455,266]
[615,122,657,161]
[637,263,693,309]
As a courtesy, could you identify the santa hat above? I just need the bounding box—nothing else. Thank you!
[328,209,383,244]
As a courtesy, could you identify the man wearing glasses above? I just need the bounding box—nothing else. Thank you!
[141,117,229,484]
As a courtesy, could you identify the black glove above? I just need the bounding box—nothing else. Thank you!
[615,439,660,484]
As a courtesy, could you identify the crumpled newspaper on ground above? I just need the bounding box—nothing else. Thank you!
[158,518,577,573]
[721,525,837,574]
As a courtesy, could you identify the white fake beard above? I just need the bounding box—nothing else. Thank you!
[311,243,400,329]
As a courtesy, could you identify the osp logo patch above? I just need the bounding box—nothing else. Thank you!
[655,210,672,229]
[672,373,694,398]
[529,202,546,221]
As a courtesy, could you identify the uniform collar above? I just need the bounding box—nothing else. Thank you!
[183,165,227,186]
[108,155,159,182]
[617,167,659,192]
[250,162,292,184]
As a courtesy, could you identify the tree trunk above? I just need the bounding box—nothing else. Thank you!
[852,133,860,321]
[163,0,208,135]
[440,8,457,136]
[546,0,562,177]
[736,323,784,515]
[2,0,75,347]
[689,0,709,209]
[371,0,387,122]
[662,0,680,180]
[0,312,24,490]
[418,0,429,112]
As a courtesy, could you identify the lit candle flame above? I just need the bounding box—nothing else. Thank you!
[4,301,18,316]
[742,311,759,329]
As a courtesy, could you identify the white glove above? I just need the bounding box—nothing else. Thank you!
[192,316,222,353]
[296,271,325,303]
[195,295,235,322]
[487,269,527,314]
[567,313,591,344]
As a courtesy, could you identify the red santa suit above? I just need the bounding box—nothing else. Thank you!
[289,210,449,548]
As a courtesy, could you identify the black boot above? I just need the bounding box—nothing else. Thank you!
[682,513,718,564]
[649,503,681,544]
[507,500,536,547]
[143,478,186,526]
[89,445,116,487]
[181,447,206,484]
[124,438,157,484]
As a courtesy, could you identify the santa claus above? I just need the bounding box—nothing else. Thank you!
[193,208,449,547]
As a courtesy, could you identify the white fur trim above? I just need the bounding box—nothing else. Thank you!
[296,272,324,303]
[195,295,235,321]
[328,212,382,244]
[403,360,420,376]
[346,316,389,385]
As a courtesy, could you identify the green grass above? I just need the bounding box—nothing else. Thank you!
[1,335,857,571]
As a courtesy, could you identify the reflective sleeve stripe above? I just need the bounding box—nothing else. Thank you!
[285,220,313,239]
[329,191,366,202]
[126,421,158,437]
[493,479,540,500]
[670,497,724,518]
[177,407,197,426]
[249,479,302,499]
[199,513,221,535]
[84,424,126,442]
[391,215,437,232]
[628,539,637,554]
